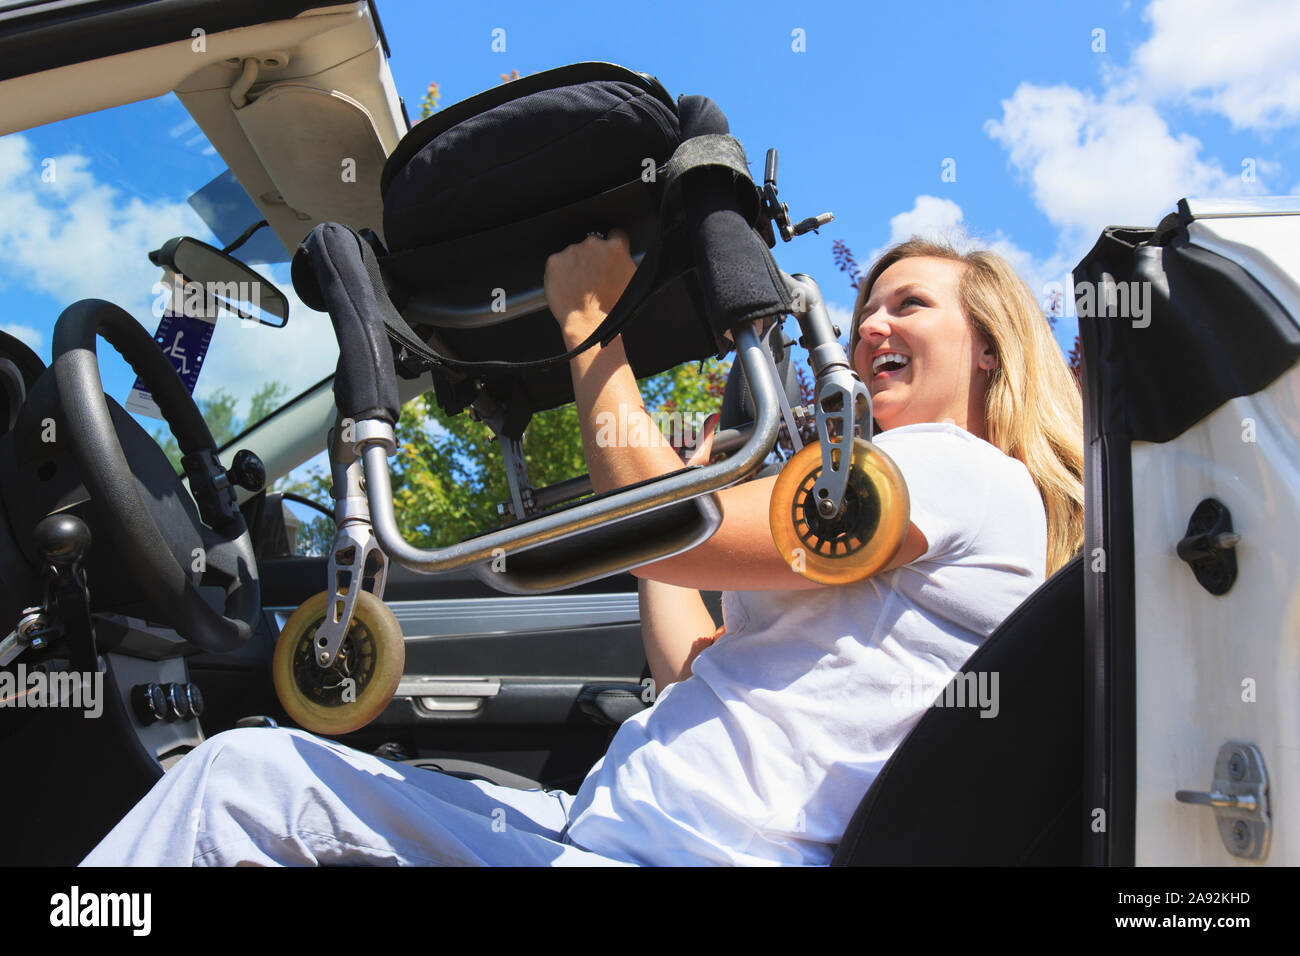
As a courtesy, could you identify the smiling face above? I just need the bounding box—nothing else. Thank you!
[851,256,997,438]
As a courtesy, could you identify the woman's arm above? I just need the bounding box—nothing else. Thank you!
[544,232,929,592]
[637,578,722,696]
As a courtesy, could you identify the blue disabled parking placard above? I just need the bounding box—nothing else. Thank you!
[125,309,216,420]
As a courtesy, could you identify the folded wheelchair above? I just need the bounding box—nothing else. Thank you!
[277,63,912,734]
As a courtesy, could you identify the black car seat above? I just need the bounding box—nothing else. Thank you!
[831,552,1085,865]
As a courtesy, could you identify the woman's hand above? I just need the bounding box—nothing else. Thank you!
[543,229,637,348]
[678,412,719,466]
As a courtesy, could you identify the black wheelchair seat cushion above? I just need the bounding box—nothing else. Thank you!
[383,69,679,253]
[359,63,779,422]
[295,63,793,427]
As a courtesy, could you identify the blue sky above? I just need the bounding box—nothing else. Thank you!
[0,0,1296,435]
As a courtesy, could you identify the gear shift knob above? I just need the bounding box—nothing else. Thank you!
[33,513,92,568]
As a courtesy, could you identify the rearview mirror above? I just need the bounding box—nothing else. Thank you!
[149,237,289,327]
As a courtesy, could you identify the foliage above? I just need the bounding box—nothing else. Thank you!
[794,362,815,407]
[148,382,338,555]
[1066,336,1084,390]
[151,381,287,470]
[831,239,861,291]
[245,355,733,552]
[385,359,731,549]
[418,82,440,121]
[417,70,518,123]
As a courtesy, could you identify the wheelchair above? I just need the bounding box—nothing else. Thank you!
[273,63,912,735]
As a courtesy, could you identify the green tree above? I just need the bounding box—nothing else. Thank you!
[385,358,730,549]
[151,381,290,470]
[418,82,440,120]
[269,356,730,552]
[247,381,289,428]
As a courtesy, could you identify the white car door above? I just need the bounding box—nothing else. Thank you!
[1076,196,1300,866]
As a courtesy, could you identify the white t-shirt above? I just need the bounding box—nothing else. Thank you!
[562,422,1048,865]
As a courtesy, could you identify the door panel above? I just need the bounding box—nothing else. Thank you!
[1076,199,1300,865]
[1131,367,1300,864]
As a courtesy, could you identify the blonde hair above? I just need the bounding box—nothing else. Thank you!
[850,238,1085,577]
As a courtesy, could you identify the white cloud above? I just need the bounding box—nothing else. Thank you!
[863,194,1074,310]
[1132,0,1300,131]
[982,0,1293,260]
[863,195,969,269]
[852,2,1295,366]
[1,322,41,350]
[0,133,338,424]
[855,195,1082,354]
[984,84,1256,248]
[0,135,206,314]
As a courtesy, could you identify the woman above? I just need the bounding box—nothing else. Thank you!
[542,232,1083,864]
[80,234,1083,867]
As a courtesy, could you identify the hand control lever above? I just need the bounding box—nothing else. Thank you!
[34,513,99,673]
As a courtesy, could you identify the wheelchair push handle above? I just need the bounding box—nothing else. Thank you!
[298,222,402,430]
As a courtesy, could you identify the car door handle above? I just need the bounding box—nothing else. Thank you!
[578,682,650,727]
[395,677,500,712]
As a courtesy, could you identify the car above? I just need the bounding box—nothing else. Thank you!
[0,0,1297,871]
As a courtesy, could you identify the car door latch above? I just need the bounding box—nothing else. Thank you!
[1175,741,1271,860]
[1175,497,1240,595]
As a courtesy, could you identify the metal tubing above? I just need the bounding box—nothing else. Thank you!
[408,251,646,329]
[516,419,764,513]
[362,321,782,573]
[782,271,873,516]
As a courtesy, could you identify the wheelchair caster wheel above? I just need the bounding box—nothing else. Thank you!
[272,590,404,736]
[769,437,910,585]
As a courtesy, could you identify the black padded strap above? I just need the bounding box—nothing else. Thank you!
[660,133,761,223]
[669,97,793,334]
[300,223,401,424]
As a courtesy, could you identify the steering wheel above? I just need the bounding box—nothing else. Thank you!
[50,299,259,653]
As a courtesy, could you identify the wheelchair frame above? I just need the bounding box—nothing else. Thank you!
[308,267,871,669]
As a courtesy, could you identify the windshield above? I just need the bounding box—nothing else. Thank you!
[0,92,337,458]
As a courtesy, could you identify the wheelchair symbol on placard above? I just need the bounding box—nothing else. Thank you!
[127,310,214,420]
[168,330,190,377]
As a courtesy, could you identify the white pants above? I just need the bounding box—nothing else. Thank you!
[79,727,635,866]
